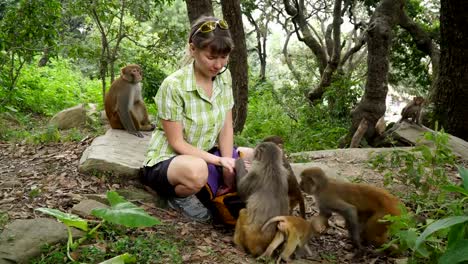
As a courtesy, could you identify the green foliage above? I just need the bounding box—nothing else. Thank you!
[136,54,168,102]
[33,227,184,264]
[369,129,455,203]
[372,132,468,264]
[0,0,62,95]
[387,166,468,263]
[1,59,101,116]
[236,79,349,152]
[36,191,160,262]
[323,75,363,119]
[389,0,439,95]
[91,191,161,228]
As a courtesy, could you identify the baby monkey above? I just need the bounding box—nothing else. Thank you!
[262,136,306,218]
[260,215,326,263]
[300,167,401,252]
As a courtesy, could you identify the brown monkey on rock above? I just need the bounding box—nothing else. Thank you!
[299,167,401,252]
[399,96,425,125]
[105,64,154,137]
[233,142,289,257]
[262,136,306,218]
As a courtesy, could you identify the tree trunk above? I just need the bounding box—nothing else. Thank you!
[348,0,402,147]
[221,0,249,133]
[432,1,468,141]
[185,0,213,23]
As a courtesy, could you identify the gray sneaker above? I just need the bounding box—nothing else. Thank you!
[168,195,212,223]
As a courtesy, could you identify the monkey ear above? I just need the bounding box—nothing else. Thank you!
[121,67,132,82]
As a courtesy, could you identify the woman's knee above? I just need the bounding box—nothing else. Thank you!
[168,155,208,191]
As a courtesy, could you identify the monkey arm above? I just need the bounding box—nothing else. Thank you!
[117,93,142,137]
[237,169,258,202]
[235,158,247,187]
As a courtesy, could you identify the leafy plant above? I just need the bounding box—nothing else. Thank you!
[369,129,455,202]
[36,191,160,262]
[386,166,468,263]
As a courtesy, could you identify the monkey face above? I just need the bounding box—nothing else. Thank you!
[253,142,282,163]
[299,176,317,194]
[414,96,424,105]
[121,65,142,83]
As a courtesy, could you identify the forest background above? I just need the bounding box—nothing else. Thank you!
[1,0,468,263]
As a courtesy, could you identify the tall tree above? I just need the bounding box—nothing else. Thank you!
[185,0,213,22]
[432,1,468,140]
[221,0,249,133]
[346,0,440,147]
[282,0,367,103]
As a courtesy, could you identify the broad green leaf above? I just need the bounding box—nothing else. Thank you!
[438,239,468,264]
[106,191,127,207]
[458,166,468,191]
[447,223,467,248]
[441,185,468,196]
[92,193,160,227]
[415,216,468,249]
[99,253,136,264]
[35,208,88,231]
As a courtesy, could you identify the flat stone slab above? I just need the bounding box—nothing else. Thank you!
[393,122,468,159]
[79,129,152,178]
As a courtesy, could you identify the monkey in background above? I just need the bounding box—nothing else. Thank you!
[233,142,289,257]
[262,136,306,218]
[105,64,155,137]
[260,215,326,263]
[299,167,401,252]
[399,96,425,125]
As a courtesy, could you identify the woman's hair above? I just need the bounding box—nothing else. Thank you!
[189,15,234,55]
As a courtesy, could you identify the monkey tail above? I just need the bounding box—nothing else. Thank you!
[261,216,286,232]
[299,198,306,218]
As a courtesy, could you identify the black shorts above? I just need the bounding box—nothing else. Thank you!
[140,147,238,198]
[140,156,177,198]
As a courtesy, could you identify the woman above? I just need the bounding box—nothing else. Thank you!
[141,16,252,223]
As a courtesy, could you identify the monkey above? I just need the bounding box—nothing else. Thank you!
[104,64,155,137]
[399,96,425,125]
[260,215,326,263]
[262,136,306,218]
[299,167,401,252]
[233,142,289,257]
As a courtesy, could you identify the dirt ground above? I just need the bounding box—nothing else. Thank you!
[0,139,426,264]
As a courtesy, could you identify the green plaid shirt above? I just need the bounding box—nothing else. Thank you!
[144,63,234,167]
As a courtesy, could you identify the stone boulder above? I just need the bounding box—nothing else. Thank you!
[79,129,151,178]
[49,104,87,130]
[0,218,83,264]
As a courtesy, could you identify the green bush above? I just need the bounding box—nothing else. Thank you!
[236,79,349,152]
[1,59,102,116]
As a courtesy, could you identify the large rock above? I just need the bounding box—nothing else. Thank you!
[0,218,83,264]
[79,129,151,178]
[49,104,86,130]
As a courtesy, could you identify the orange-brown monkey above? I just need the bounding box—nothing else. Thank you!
[400,96,425,125]
[262,136,306,218]
[260,215,326,263]
[299,167,401,251]
[233,142,289,257]
[105,64,154,137]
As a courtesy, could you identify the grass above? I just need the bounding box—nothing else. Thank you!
[31,222,186,264]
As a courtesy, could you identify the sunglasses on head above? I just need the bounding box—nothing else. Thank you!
[191,19,229,39]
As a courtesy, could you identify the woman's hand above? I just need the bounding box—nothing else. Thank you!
[217,157,236,196]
